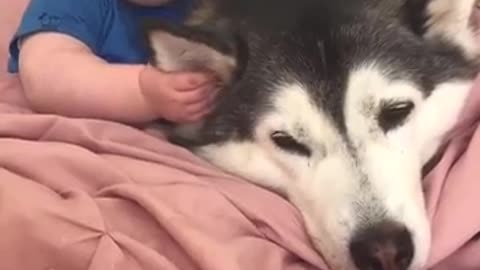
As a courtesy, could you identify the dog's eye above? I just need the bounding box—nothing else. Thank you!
[270,131,311,157]
[378,101,415,131]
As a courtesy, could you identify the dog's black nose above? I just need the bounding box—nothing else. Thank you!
[349,221,414,270]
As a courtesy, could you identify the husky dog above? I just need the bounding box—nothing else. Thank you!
[143,0,480,269]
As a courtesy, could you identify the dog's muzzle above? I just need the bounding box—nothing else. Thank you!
[349,220,414,270]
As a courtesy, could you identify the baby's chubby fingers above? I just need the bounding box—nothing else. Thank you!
[184,90,220,122]
[184,105,215,122]
[140,65,216,91]
[176,84,219,105]
[186,89,218,113]
[138,65,221,123]
[169,71,217,91]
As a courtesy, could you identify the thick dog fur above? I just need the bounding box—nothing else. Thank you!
[143,0,480,269]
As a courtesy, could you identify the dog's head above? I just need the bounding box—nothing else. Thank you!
[144,0,479,269]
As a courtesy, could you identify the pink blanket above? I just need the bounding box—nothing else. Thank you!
[1,2,480,270]
[0,101,326,270]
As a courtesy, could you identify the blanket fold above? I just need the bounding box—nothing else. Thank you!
[0,109,327,270]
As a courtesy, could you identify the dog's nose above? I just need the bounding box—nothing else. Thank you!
[349,221,414,270]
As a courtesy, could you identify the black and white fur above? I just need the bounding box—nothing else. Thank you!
[143,0,480,269]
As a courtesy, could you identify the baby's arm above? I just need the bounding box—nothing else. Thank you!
[19,32,217,123]
[19,32,154,123]
[12,0,218,124]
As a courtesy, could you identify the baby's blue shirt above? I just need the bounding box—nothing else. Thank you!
[7,0,192,73]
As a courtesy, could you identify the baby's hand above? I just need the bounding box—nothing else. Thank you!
[139,65,219,123]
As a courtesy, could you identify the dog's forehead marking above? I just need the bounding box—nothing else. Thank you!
[262,82,341,150]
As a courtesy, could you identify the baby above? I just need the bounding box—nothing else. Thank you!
[8,0,219,124]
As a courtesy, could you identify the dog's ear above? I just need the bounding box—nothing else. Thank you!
[142,20,243,84]
[405,0,480,60]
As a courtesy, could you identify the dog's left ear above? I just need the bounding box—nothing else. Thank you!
[406,0,480,60]
[142,20,242,84]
